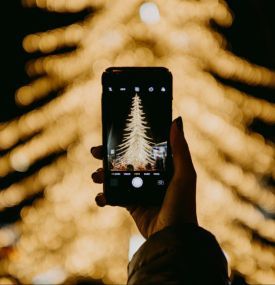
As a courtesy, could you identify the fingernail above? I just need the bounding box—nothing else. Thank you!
[176,116,183,132]
[90,147,95,154]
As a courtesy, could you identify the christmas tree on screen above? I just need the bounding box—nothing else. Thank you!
[115,94,155,170]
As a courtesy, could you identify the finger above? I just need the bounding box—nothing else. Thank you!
[170,117,196,183]
[91,146,103,160]
[159,117,197,225]
[91,169,104,183]
[95,193,107,207]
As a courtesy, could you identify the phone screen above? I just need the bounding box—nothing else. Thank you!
[102,67,172,205]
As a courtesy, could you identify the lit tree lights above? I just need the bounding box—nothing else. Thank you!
[115,94,155,170]
[0,0,275,284]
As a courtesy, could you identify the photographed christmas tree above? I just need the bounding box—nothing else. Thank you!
[115,94,155,170]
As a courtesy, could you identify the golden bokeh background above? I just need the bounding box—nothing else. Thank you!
[0,0,275,284]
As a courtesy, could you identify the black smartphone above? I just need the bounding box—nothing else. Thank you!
[102,67,173,206]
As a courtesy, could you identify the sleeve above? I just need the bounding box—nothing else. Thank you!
[127,224,230,285]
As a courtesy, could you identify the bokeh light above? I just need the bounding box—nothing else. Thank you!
[0,0,275,284]
[139,2,160,24]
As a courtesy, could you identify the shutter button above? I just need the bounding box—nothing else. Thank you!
[131,177,143,188]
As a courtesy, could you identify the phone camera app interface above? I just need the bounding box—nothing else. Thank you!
[105,81,171,190]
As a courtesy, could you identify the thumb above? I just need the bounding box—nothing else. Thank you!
[158,117,198,226]
[170,117,196,183]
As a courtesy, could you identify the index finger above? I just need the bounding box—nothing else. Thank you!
[90,145,103,160]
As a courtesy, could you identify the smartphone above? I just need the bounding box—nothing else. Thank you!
[102,67,173,206]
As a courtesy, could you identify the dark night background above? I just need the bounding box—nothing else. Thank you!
[1,1,275,284]
[1,1,275,136]
[0,1,91,122]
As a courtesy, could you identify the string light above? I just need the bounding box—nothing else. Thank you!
[139,2,160,24]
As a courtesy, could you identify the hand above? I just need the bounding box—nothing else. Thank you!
[91,117,198,239]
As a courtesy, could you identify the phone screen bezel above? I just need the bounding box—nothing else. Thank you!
[101,67,173,206]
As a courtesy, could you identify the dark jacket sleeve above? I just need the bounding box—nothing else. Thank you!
[127,224,230,285]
